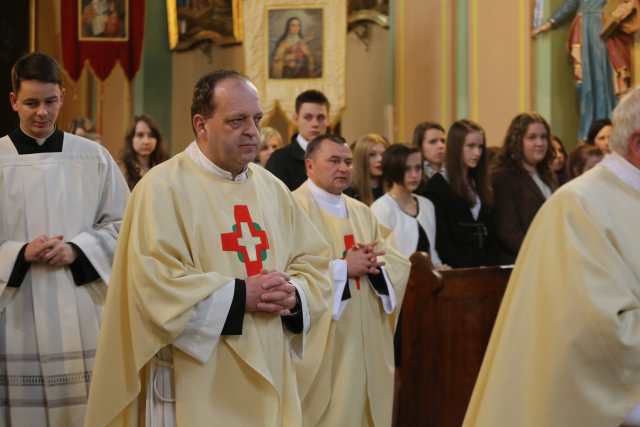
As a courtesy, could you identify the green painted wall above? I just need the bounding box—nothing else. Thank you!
[534,0,580,149]
[455,0,469,119]
[133,1,173,151]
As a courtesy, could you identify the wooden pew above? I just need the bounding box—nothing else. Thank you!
[396,252,512,427]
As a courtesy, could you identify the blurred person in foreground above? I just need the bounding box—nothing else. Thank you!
[463,87,640,427]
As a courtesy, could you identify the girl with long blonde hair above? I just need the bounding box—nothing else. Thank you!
[346,133,390,205]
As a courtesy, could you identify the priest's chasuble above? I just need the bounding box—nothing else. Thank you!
[463,157,640,427]
[293,181,410,427]
[84,150,332,427]
[0,133,128,427]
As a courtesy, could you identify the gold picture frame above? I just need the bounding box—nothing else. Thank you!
[167,0,243,51]
[243,0,346,128]
[78,0,129,41]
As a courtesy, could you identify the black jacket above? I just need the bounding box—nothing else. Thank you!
[422,173,497,268]
[265,134,307,191]
[492,165,552,264]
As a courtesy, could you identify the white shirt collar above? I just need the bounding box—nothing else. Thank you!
[601,152,640,192]
[297,134,309,152]
[307,178,348,218]
[186,141,249,182]
[21,126,55,146]
[423,161,445,179]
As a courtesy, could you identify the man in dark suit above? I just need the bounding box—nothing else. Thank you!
[266,89,329,190]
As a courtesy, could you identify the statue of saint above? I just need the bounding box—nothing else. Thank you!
[533,0,639,139]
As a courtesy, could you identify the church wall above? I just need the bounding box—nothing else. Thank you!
[97,66,131,157]
[394,0,585,149]
[394,0,448,142]
[474,1,531,146]
[29,1,639,158]
[395,0,532,147]
[170,45,245,154]
[341,25,392,144]
[134,0,173,154]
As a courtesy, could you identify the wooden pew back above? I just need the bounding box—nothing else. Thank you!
[397,252,512,427]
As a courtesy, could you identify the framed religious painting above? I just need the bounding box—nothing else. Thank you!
[78,0,129,41]
[243,0,345,127]
[268,8,323,79]
[166,0,243,51]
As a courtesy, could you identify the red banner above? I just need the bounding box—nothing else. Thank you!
[61,0,145,81]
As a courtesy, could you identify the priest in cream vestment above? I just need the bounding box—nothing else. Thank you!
[0,53,128,427]
[463,88,640,427]
[293,135,410,427]
[85,70,332,427]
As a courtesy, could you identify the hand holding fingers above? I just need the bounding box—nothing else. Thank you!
[260,289,292,303]
[256,301,288,313]
[260,269,290,282]
[360,241,379,252]
[42,240,65,262]
[280,294,297,310]
[345,247,372,278]
[46,243,77,266]
[260,274,289,291]
[264,293,296,312]
[25,235,51,262]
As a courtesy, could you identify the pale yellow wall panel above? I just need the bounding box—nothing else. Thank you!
[171,46,245,154]
[341,27,390,144]
[400,0,443,142]
[475,1,526,146]
[99,65,131,157]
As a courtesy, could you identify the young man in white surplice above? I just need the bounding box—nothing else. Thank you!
[0,52,128,427]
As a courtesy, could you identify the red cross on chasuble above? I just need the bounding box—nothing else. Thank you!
[220,205,270,276]
[343,234,361,290]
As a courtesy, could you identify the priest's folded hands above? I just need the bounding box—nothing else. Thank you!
[246,269,298,315]
[345,241,386,277]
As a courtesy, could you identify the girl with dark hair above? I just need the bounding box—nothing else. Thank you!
[371,144,445,267]
[119,115,169,190]
[568,144,605,179]
[551,134,569,185]
[412,121,446,180]
[422,119,496,268]
[492,113,557,264]
[586,118,612,153]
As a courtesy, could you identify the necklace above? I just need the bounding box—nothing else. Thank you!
[389,191,417,216]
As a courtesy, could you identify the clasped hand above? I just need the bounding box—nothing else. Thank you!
[345,241,385,278]
[246,270,297,316]
[24,234,78,267]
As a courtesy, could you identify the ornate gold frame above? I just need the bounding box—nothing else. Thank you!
[347,9,389,30]
[166,0,243,51]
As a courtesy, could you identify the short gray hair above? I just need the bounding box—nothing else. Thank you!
[610,87,640,155]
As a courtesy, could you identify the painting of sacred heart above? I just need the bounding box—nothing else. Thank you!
[268,8,324,79]
[78,0,128,41]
